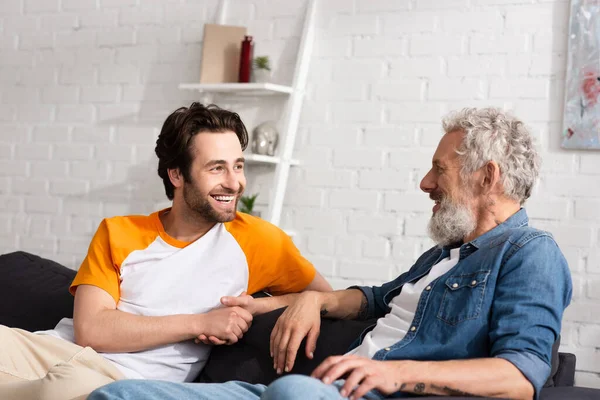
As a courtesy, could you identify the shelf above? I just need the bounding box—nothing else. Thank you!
[245,153,299,166]
[178,83,294,96]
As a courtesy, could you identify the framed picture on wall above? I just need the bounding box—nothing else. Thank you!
[562,0,600,150]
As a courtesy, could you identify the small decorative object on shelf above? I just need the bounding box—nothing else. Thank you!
[238,35,253,83]
[252,56,271,83]
[251,121,279,156]
[239,193,260,217]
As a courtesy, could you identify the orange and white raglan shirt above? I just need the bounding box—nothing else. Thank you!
[37,209,316,382]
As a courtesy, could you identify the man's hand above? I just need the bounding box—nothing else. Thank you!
[311,355,407,399]
[270,291,323,374]
[220,291,258,315]
[193,304,253,346]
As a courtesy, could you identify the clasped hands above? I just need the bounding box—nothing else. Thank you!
[197,291,403,399]
[193,291,255,346]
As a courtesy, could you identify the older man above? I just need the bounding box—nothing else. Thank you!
[90,108,572,400]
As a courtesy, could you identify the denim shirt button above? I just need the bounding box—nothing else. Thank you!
[471,280,477,286]
[384,347,391,351]
[425,285,431,291]
[410,326,416,332]
[452,283,458,288]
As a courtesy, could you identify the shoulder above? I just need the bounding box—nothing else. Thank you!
[95,213,160,252]
[493,226,569,277]
[489,225,558,252]
[102,213,157,234]
[224,212,287,243]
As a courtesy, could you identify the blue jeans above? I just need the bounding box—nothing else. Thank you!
[88,375,387,400]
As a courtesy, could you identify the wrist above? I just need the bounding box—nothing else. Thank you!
[309,291,328,313]
[190,313,205,338]
[395,360,429,388]
[251,297,269,315]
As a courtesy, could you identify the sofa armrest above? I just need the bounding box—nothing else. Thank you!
[553,352,576,387]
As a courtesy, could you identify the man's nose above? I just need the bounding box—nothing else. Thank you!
[223,170,241,192]
[420,169,436,193]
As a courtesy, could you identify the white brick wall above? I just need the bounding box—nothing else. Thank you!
[1,0,599,389]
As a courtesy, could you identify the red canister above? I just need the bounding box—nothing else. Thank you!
[238,35,253,83]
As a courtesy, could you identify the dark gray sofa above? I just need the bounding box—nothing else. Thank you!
[1,251,598,399]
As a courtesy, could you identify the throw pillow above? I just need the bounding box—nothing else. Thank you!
[0,251,75,331]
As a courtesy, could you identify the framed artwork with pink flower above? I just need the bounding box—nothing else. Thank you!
[562,0,600,149]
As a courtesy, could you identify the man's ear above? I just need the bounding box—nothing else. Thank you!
[481,161,501,194]
[168,168,184,189]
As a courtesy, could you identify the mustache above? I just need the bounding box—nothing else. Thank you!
[430,192,443,202]
[212,188,243,195]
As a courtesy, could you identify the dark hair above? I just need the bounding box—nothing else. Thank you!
[155,102,249,200]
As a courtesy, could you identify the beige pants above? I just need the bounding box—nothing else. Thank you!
[0,325,124,400]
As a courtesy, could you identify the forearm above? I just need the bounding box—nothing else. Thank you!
[251,293,301,315]
[396,358,534,399]
[74,309,197,353]
[252,289,366,320]
[318,288,368,319]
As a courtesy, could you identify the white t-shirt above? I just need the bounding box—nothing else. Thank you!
[349,248,460,359]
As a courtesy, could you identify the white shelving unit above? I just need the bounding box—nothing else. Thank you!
[244,153,300,166]
[178,83,294,96]
[179,0,316,232]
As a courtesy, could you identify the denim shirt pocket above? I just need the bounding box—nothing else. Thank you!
[437,270,491,326]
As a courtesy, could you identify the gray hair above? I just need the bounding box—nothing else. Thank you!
[442,108,540,205]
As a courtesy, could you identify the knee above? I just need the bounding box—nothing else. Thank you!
[38,363,116,400]
[262,375,333,400]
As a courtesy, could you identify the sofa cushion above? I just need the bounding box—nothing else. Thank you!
[539,386,600,400]
[543,336,561,387]
[0,251,76,331]
[197,307,376,385]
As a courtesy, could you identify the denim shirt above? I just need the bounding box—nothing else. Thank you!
[352,209,572,399]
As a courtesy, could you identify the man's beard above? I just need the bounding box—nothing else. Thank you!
[427,193,476,247]
[182,184,240,223]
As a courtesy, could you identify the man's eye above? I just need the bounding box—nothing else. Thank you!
[234,164,244,170]
[212,166,224,171]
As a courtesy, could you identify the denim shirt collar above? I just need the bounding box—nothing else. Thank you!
[469,207,528,247]
[436,208,528,262]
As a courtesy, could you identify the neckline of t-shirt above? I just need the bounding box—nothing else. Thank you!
[449,247,461,260]
[151,208,193,249]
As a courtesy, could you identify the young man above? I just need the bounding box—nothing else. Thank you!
[0,103,331,400]
[90,107,572,400]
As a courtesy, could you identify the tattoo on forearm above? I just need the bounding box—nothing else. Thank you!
[430,384,477,397]
[357,294,368,320]
[403,382,478,397]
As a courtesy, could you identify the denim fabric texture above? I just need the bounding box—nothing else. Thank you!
[351,208,572,399]
[88,376,386,400]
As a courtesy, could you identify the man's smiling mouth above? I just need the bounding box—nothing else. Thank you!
[211,195,235,203]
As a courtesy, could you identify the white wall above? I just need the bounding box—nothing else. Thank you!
[1,0,598,388]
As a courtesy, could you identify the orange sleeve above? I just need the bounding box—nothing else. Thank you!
[261,232,316,295]
[227,214,316,295]
[70,219,121,304]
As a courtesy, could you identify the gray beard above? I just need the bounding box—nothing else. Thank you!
[427,197,476,247]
